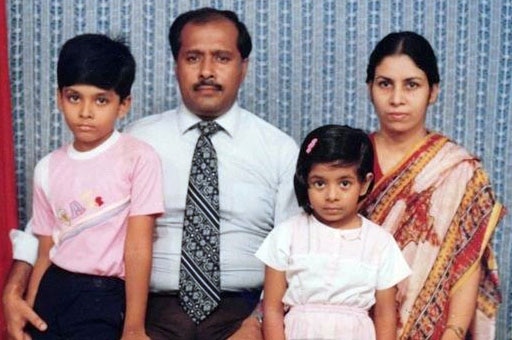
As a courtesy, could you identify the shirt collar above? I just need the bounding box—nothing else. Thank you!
[67,130,121,159]
[177,102,240,138]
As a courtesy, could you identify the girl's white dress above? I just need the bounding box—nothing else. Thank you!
[255,213,410,340]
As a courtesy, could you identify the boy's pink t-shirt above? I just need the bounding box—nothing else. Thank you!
[31,132,164,278]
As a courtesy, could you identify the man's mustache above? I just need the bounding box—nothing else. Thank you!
[193,79,222,91]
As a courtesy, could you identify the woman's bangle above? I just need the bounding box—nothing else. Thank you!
[446,324,465,339]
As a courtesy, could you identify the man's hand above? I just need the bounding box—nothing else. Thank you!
[227,315,263,340]
[2,261,47,340]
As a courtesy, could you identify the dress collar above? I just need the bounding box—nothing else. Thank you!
[309,213,364,241]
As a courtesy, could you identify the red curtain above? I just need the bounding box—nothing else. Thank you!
[0,0,17,334]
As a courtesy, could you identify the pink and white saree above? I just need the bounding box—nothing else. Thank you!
[360,132,504,339]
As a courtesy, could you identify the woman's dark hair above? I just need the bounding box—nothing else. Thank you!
[294,125,374,214]
[168,7,252,61]
[57,33,135,100]
[366,31,440,86]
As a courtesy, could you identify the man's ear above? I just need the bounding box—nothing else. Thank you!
[240,58,249,81]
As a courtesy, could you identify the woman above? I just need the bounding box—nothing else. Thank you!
[360,31,504,339]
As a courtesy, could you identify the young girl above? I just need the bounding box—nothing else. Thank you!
[256,125,410,340]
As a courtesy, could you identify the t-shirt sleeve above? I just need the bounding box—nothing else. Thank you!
[31,156,57,236]
[255,220,293,271]
[129,145,165,217]
[10,222,38,265]
[376,234,411,290]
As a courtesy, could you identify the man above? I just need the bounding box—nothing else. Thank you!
[3,7,299,340]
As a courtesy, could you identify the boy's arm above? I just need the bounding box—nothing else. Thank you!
[373,286,397,340]
[26,236,53,306]
[121,215,154,340]
[262,266,287,340]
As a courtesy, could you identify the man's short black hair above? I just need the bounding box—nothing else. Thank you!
[168,7,252,61]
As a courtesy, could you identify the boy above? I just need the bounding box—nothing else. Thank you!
[25,34,164,339]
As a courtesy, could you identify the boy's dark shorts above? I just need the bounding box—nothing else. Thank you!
[28,264,125,340]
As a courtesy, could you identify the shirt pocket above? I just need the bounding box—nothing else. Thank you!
[222,182,275,228]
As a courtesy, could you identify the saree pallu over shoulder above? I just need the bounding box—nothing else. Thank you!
[360,132,504,340]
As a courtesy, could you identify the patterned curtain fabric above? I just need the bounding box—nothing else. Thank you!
[6,1,512,337]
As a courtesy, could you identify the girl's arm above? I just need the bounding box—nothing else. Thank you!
[373,286,397,340]
[441,263,481,340]
[121,215,155,340]
[26,236,53,306]
[262,266,287,340]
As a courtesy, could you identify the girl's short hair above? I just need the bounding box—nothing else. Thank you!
[366,31,440,87]
[294,125,374,214]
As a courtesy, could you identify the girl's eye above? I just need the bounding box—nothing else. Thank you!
[311,181,325,189]
[340,180,351,188]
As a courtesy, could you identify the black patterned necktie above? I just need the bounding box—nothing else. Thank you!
[179,121,221,323]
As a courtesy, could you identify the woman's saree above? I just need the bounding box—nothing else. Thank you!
[360,132,504,339]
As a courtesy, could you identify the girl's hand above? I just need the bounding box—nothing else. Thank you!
[227,315,263,340]
[120,329,150,340]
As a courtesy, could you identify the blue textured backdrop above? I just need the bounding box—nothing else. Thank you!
[6,1,512,338]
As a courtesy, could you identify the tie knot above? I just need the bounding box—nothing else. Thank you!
[197,121,220,136]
